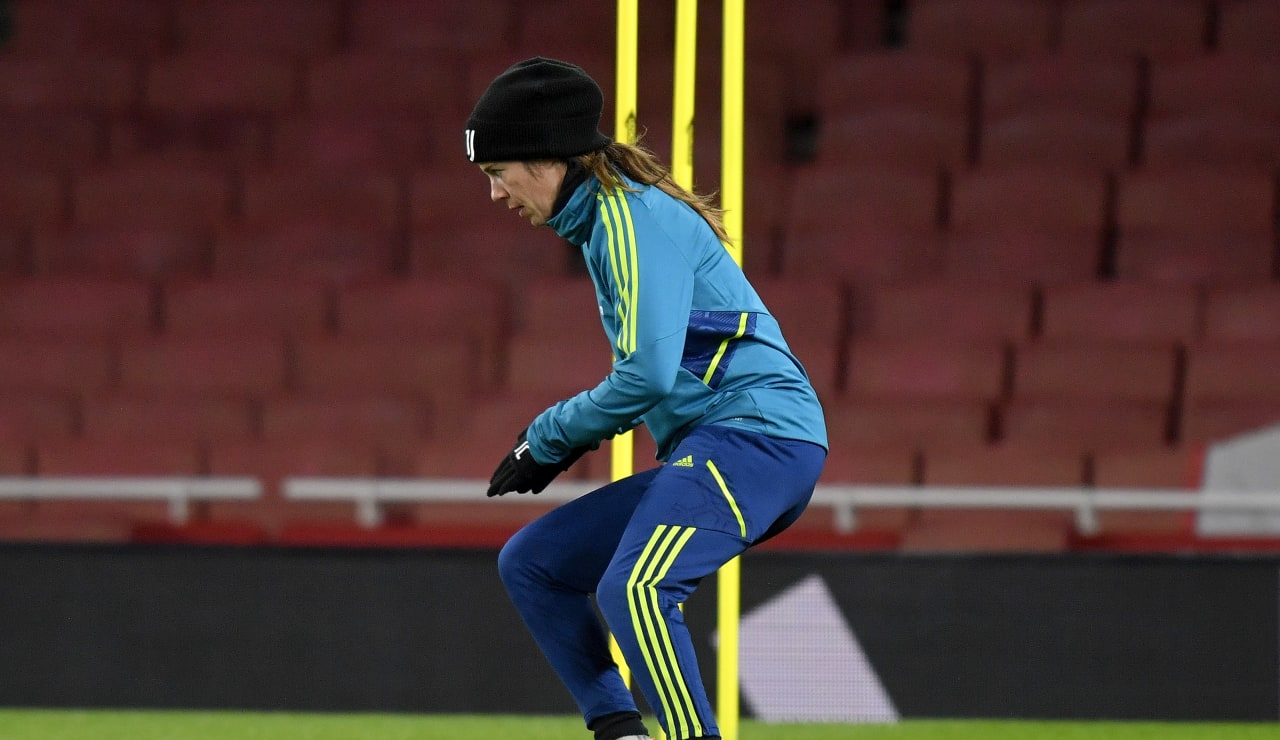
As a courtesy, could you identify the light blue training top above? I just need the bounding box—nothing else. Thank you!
[526,171,827,464]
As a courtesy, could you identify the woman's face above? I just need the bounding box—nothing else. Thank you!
[478,160,567,227]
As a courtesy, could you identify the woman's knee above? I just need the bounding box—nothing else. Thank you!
[594,565,631,622]
[497,526,536,590]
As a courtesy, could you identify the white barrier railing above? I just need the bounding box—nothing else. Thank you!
[2,475,1275,537]
[281,477,1280,535]
[0,477,262,524]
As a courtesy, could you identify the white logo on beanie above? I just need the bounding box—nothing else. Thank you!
[465,129,476,162]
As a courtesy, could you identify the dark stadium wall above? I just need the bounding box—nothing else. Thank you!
[0,544,1275,721]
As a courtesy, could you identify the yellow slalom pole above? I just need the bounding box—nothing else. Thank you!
[608,0,639,692]
[655,5,697,739]
[671,0,698,189]
[718,3,745,740]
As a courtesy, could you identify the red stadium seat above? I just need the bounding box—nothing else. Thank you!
[0,113,99,168]
[786,165,943,234]
[941,230,1101,284]
[1000,398,1171,447]
[205,437,377,530]
[272,113,437,171]
[1039,282,1200,343]
[1114,232,1273,285]
[981,53,1141,149]
[949,166,1111,237]
[1012,340,1178,402]
[1142,110,1280,169]
[515,275,608,338]
[118,336,288,396]
[815,110,970,169]
[292,336,486,420]
[260,393,431,443]
[31,223,213,279]
[0,394,77,442]
[241,168,402,227]
[174,0,343,55]
[858,281,1034,340]
[906,0,1055,59]
[944,166,1110,284]
[753,278,847,395]
[1217,1,1280,55]
[781,224,945,284]
[347,0,514,54]
[0,443,26,474]
[1183,343,1280,403]
[1058,0,1210,61]
[1141,54,1280,171]
[845,338,1008,401]
[410,221,577,282]
[1117,168,1275,244]
[1147,55,1280,122]
[337,277,506,381]
[1182,399,1280,444]
[824,396,994,447]
[213,217,400,281]
[814,52,973,120]
[813,51,973,168]
[80,393,257,443]
[338,275,502,331]
[144,53,296,114]
[163,276,331,338]
[1093,446,1200,488]
[306,52,470,115]
[753,278,847,346]
[0,338,115,395]
[899,508,1075,552]
[1203,286,1280,342]
[0,56,136,111]
[27,437,203,538]
[0,277,154,338]
[816,444,919,485]
[923,442,1088,485]
[979,110,1132,169]
[71,162,231,227]
[6,0,176,57]
[780,165,943,282]
[505,334,614,399]
[108,112,272,167]
[35,438,203,476]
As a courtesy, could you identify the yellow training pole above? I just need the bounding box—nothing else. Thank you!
[671,0,698,189]
[656,5,697,739]
[717,3,745,740]
[608,0,639,692]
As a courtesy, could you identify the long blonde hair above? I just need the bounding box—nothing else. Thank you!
[577,142,730,243]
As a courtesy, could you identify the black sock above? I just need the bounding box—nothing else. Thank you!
[588,710,649,740]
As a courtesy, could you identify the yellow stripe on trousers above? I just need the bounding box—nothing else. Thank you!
[705,459,747,539]
[626,524,703,739]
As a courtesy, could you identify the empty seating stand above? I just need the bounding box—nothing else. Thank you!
[4,0,1280,552]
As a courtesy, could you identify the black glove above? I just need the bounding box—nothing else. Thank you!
[486,429,591,497]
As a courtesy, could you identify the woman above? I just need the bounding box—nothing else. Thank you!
[468,57,827,740]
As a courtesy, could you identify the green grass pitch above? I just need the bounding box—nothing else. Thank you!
[0,710,1276,739]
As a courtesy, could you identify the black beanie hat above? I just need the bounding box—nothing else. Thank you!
[465,57,612,163]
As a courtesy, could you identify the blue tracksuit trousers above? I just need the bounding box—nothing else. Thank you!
[497,425,826,739]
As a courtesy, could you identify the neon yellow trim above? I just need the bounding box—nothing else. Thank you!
[648,526,701,737]
[600,193,632,356]
[626,525,702,738]
[705,460,747,538]
[616,192,640,355]
[700,311,749,386]
[628,526,682,734]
